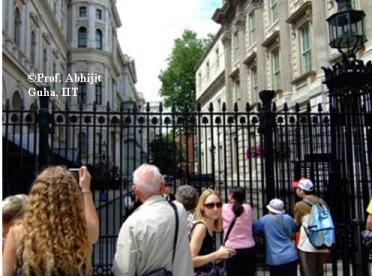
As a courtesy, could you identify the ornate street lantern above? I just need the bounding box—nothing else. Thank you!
[327,0,366,57]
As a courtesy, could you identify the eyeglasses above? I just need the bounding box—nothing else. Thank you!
[204,202,222,209]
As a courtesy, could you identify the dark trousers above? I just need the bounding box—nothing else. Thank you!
[298,250,325,276]
[224,247,256,276]
[269,260,298,276]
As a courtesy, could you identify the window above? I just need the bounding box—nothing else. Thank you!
[233,32,239,60]
[14,8,21,47]
[198,73,202,90]
[31,31,36,65]
[78,27,87,48]
[95,133,102,155]
[43,49,48,74]
[96,9,102,20]
[95,82,102,104]
[249,12,256,45]
[351,0,357,8]
[271,49,281,90]
[215,48,220,68]
[251,67,258,103]
[270,0,278,24]
[79,132,88,155]
[52,63,56,89]
[206,62,210,80]
[233,79,240,105]
[79,6,87,17]
[95,29,102,50]
[300,23,312,73]
[78,82,87,104]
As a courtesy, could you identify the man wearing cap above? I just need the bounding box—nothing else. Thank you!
[162,175,176,202]
[253,199,298,276]
[293,178,329,276]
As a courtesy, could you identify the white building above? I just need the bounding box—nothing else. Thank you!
[195,0,372,199]
[197,0,372,111]
[2,0,143,170]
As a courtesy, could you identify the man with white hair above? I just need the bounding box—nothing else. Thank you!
[112,164,193,276]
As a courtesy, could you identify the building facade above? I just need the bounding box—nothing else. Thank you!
[2,0,143,170]
[195,0,372,193]
[197,0,372,111]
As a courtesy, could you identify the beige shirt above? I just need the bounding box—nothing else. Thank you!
[112,195,193,276]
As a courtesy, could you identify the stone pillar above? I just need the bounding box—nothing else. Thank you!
[105,8,110,51]
[312,0,329,71]
[3,0,8,36]
[236,12,247,111]
[88,3,94,48]
[222,31,232,110]
[256,5,267,93]
[278,0,291,92]
[361,0,372,59]
[88,62,95,107]
[7,3,12,38]
[71,3,77,47]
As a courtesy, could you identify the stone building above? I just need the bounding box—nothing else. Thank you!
[2,0,143,170]
[196,0,372,111]
[195,0,372,196]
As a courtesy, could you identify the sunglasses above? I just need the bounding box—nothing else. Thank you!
[204,202,223,209]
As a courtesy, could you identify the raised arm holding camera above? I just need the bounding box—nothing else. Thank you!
[3,166,99,276]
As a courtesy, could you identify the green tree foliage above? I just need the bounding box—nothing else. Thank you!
[149,133,182,176]
[159,30,213,112]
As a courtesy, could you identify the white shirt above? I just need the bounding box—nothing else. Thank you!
[112,195,193,276]
[298,214,329,253]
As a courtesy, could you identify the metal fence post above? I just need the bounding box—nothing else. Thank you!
[38,95,50,171]
[323,58,372,276]
[258,90,276,204]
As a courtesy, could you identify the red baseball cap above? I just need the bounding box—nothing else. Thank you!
[292,176,306,189]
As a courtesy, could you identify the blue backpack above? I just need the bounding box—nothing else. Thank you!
[303,198,336,249]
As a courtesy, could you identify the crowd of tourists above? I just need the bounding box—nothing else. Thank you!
[2,164,371,276]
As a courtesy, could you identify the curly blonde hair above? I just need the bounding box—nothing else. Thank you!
[194,188,222,232]
[17,166,92,275]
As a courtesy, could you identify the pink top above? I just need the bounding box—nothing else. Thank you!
[222,203,255,249]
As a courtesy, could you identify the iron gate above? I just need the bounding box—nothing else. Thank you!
[2,89,371,275]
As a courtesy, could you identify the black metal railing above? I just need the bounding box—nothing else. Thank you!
[2,89,371,275]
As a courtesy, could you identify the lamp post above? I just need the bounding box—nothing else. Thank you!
[324,1,371,276]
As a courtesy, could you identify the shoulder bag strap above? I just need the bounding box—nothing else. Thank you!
[223,216,238,246]
[303,198,315,207]
[272,214,291,239]
[168,201,179,265]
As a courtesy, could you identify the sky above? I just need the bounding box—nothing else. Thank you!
[116,0,221,102]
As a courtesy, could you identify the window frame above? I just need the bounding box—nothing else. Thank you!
[251,67,258,103]
[249,11,256,45]
[95,82,102,105]
[233,31,239,61]
[95,29,103,50]
[78,27,88,48]
[79,6,87,17]
[78,82,87,104]
[271,48,281,90]
[299,23,312,73]
[96,8,103,20]
[270,0,278,24]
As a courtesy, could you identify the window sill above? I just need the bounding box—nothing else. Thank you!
[291,70,316,85]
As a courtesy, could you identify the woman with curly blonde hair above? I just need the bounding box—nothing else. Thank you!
[3,166,99,276]
[190,188,236,275]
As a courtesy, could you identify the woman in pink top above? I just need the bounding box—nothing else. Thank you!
[222,187,256,276]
